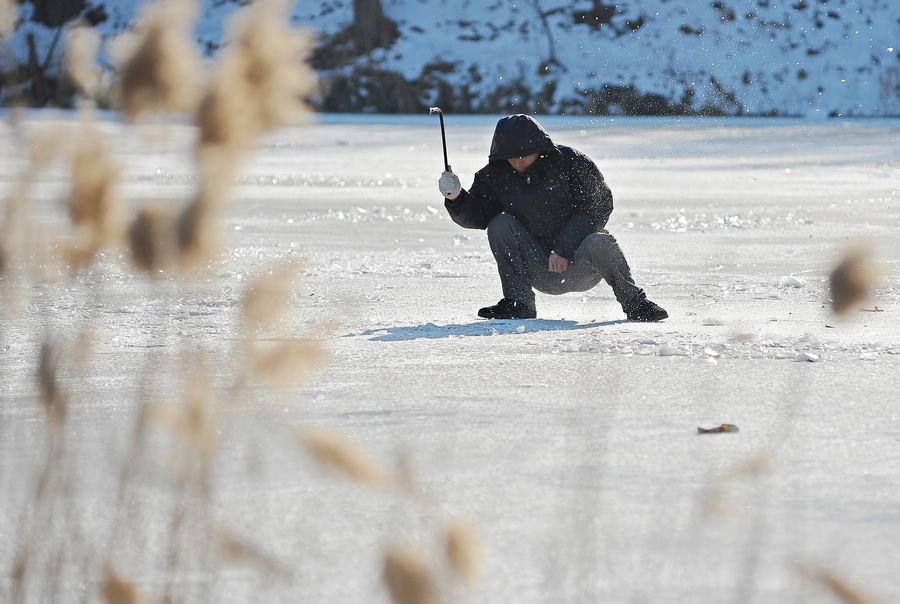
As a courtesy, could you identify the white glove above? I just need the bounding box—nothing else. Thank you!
[439,171,461,199]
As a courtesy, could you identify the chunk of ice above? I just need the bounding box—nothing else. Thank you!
[778,275,805,288]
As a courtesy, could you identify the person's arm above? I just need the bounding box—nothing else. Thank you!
[442,167,502,230]
[551,150,613,259]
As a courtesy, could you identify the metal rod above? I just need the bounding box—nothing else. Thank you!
[429,106,451,172]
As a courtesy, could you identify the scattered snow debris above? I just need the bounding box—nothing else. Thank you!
[778,275,806,288]
[452,235,470,246]
[729,333,757,343]
[702,317,725,326]
[859,352,878,361]
[426,205,438,214]
[515,325,525,334]
[703,344,724,358]
[658,343,688,357]
[795,351,820,362]
[795,334,819,347]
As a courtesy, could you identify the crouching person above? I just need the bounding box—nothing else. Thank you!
[439,114,667,322]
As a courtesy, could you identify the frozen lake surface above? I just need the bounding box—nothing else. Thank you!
[2,113,899,603]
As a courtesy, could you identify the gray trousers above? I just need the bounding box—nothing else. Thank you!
[487,213,646,312]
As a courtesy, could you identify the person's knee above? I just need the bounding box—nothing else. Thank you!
[487,212,519,232]
[582,231,617,254]
[487,213,521,243]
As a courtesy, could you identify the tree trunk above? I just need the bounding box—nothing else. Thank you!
[27,33,50,106]
[353,0,385,31]
[352,0,397,53]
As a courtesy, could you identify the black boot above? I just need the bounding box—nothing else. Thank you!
[626,299,668,322]
[478,298,536,320]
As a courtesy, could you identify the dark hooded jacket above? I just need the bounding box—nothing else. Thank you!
[444,114,614,259]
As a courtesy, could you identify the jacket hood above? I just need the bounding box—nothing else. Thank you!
[488,114,555,161]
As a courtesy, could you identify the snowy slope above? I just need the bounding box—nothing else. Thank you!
[7,0,900,115]
[299,0,900,116]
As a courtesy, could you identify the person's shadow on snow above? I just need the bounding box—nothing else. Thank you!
[352,319,627,342]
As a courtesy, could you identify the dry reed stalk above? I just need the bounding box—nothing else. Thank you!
[175,0,315,268]
[187,151,243,268]
[1,126,58,280]
[732,451,772,478]
[702,452,773,519]
[112,0,203,119]
[10,552,27,602]
[180,372,218,465]
[37,340,68,428]
[295,426,387,488]
[797,563,879,604]
[146,373,217,466]
[64,25,102,99]
[0,0,14,38]
[195,146,243,203]
[174,194,220,268]
[444,518,483,587]
[127,204,178,273]
[154,370,218,603]
[103,568,143,604]
[175,146,245,269]
[249,338,325,389]
[829,246,876,315]
[394,451,429,502]
[219,530,291,579]
[241,261,303,330]
[64,131,124,269]
[175,197,215,267]
[382,546,442,604]
[0,192,19,277]
[195,0,315,154]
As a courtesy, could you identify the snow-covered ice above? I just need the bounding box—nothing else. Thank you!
[1,112,899,602]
